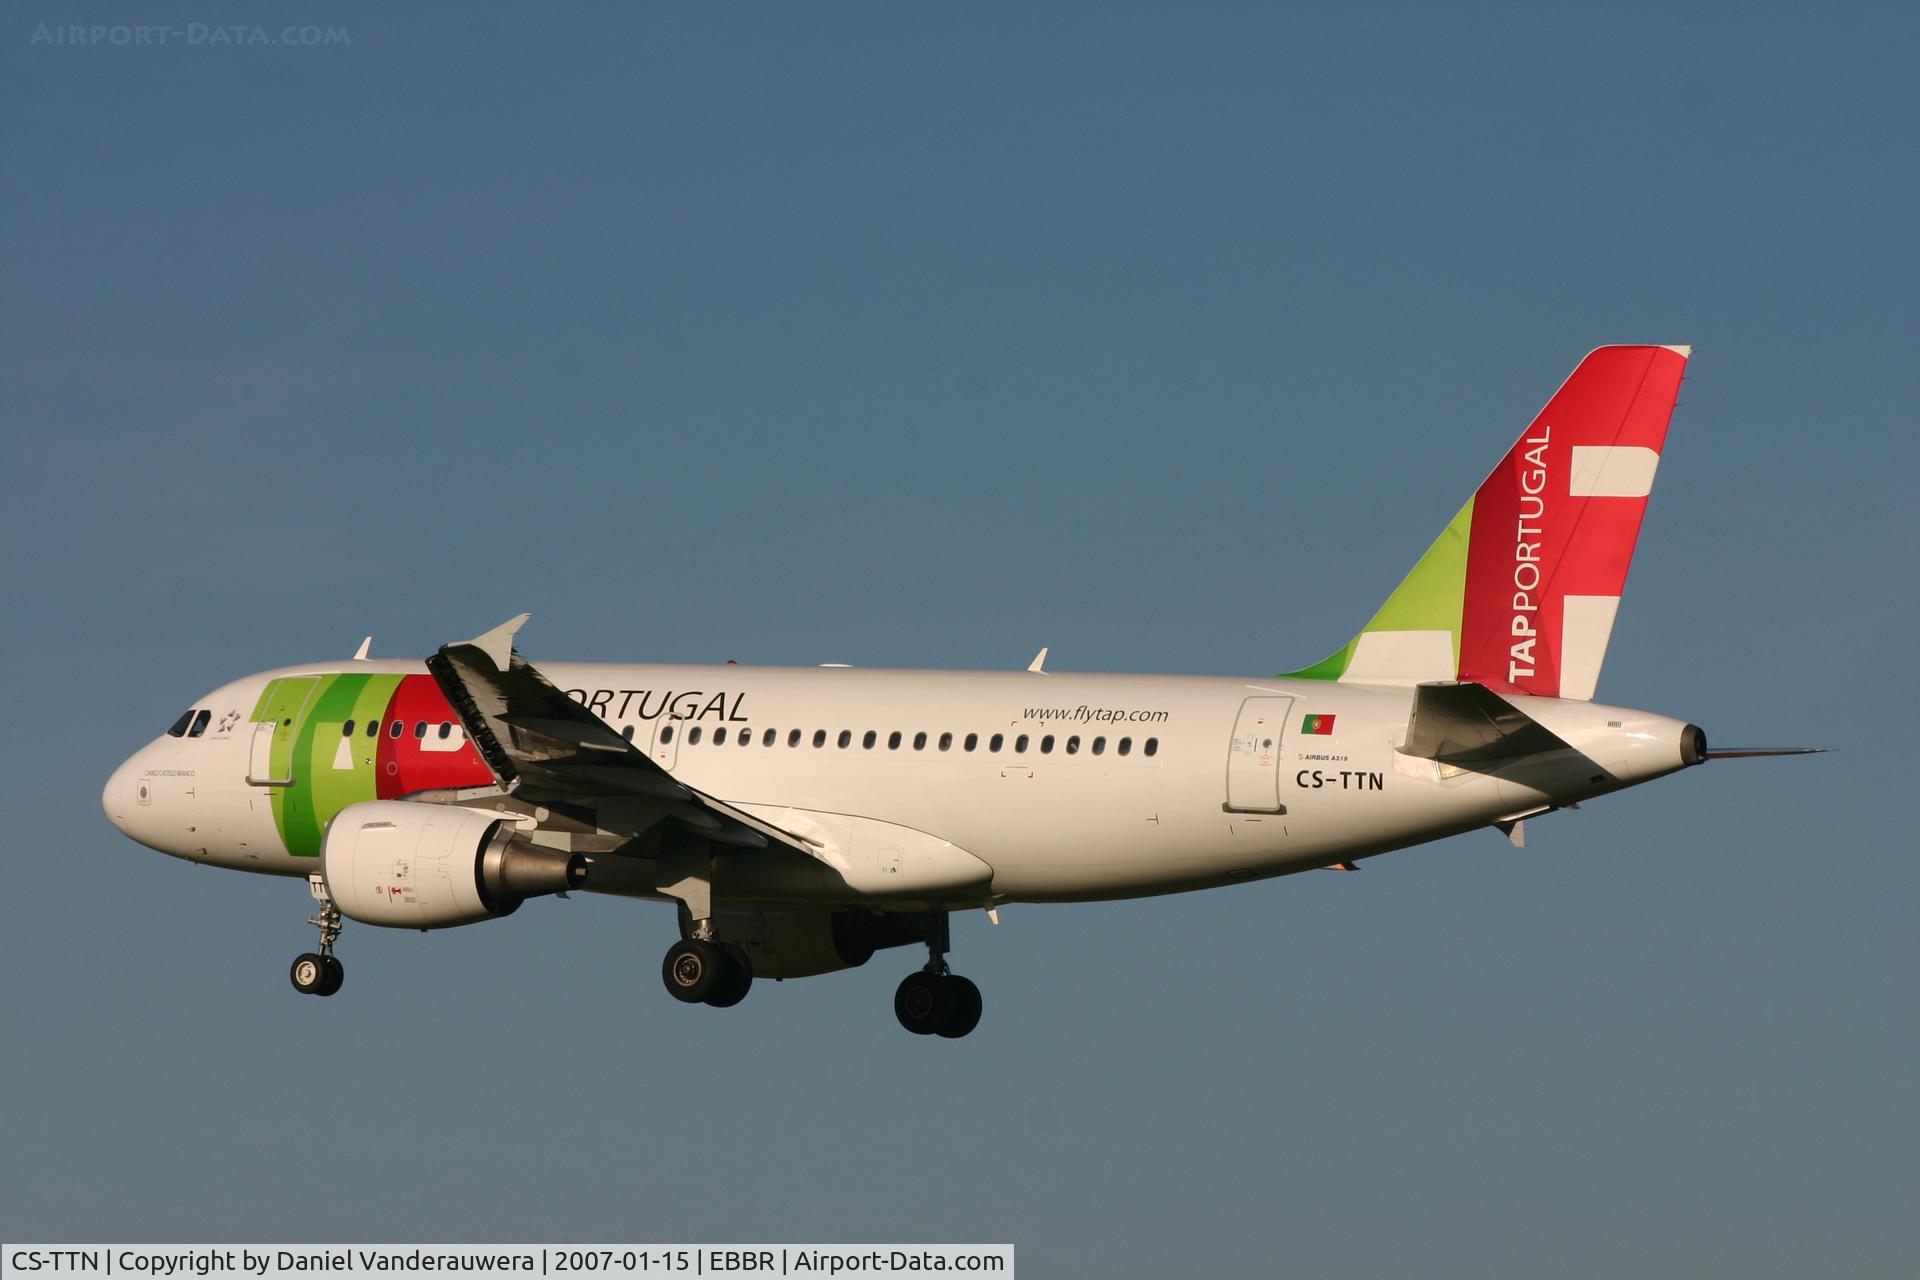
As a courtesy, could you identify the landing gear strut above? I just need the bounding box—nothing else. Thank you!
[291,874,344,997]
[894,912,982,1039]
[656,849,751,1008]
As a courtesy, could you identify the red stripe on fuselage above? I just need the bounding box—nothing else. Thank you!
[374,673,493,798]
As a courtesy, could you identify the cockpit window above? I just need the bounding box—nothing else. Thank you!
[187,709,212,738]
[166,710,194,738]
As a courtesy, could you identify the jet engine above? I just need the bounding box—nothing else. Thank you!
[711,906,920,979]
[322,800,586,929]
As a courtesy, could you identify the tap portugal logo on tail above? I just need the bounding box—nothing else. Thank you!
[1286,344,1689,701]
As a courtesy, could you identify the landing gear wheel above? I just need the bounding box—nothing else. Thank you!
[295,875,347,998]
[894,971,954,1036]
[705,943,753,1008]
[662,938,724,1004]
[290,953,328,995]
[935,975,982,1039]
[316,955,345,997]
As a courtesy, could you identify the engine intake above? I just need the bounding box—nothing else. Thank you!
[323,800,586,929]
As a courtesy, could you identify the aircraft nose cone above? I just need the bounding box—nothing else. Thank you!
[102,757,137,832]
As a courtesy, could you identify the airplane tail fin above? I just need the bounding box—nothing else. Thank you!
[1286,345,1690,700]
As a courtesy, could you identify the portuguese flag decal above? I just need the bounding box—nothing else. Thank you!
[1301,713,1336,735]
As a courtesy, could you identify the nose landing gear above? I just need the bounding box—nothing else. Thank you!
[291,874,345,997]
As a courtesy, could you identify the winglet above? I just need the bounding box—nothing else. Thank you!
[352,636,372,661]
[1027,647,1049,673]
[465,613,532,671]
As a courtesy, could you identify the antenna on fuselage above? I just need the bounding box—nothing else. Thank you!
[352,636,373,661]
[1027,647,1049,673]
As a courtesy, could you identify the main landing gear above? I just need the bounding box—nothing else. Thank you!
[661,935,753,1008]
[291,874,344,997]
[894,913,982,1039]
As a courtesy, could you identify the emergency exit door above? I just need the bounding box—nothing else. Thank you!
[1225,696,1293,813]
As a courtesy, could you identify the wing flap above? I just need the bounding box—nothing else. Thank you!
[426,618,814,859]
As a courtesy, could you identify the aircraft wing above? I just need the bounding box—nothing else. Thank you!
[1400,680,1577,766]
[424,614,814,855]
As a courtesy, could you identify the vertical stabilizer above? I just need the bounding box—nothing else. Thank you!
[1286,345,1689,700]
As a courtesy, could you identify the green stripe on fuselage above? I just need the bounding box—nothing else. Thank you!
[295,673,403,858]
[252,672,402,859]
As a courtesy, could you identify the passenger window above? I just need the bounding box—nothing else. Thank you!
[764,729,776,747]
[660,725,675,744]
[888,731,902,750]
[714,727,728,746]
[389,720,404,739]
[341,719,355,737]
[414,722,427,739]
[688,726,704,745]
[789,729,802,747]
[736,728,750,747]
[862,730,877,749]
[964,733,978,752]
[938,732,953,752]
[837,730,852,748]
[1015,734,1029,753]
[1092,736,1106,755]
[438,722,453,739]
[1040,735,1055,754]
[1144,737,1159,757]
[989,733,1004,753]
[166,711,193,737]
[813,730,826,748]
[1065,735,1080,754]
[621,725,635,742]
[913,732,927,751]
[1118,737,1132,756]
[366,720,378,738]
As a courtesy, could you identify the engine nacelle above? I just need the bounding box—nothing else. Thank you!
[322,800,586,929]
[712,907,920,979]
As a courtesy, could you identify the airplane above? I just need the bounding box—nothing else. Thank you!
[102,345,1820,1038]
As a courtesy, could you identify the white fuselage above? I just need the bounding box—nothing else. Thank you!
[104,660,1697,906]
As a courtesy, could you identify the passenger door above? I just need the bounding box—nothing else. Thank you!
[1225,696,1293,813]
[247,677,320,787]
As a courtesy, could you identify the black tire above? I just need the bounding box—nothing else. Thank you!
[662,939,724,1004]
[290,953,327,995]
[705,943,753,1008]
[936,975,982,1039]
[894,971,952,1036]
[316,956,344,998]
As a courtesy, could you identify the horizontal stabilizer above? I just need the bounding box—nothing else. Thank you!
[1401,681,1575,765]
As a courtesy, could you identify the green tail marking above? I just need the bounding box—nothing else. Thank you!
[1281,496,1474,680]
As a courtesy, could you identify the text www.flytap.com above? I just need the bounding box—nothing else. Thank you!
[1022,706,1170,723]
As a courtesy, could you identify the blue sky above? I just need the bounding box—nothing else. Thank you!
[3,3,1914,1275]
